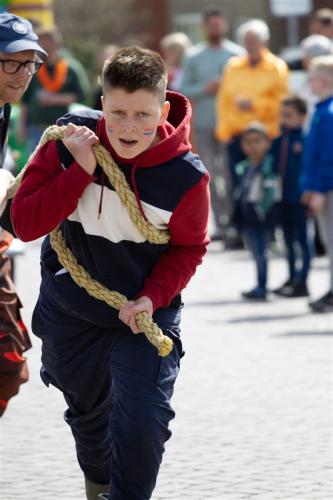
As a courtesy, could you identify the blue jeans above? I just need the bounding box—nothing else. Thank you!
[32,288,182,500]
[244,227,269,291]
[280,204,312,283]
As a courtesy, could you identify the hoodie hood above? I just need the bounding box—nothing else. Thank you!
[96,90,192,168]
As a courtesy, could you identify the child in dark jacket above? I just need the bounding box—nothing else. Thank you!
[233,122,281,300]
[272,95,313,297]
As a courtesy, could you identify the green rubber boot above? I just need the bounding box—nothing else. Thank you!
[85,477,109,500]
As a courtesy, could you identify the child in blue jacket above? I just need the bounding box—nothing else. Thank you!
[272,95,313,298]
[301,55,333,313]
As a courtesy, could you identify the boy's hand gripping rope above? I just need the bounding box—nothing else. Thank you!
[7,125,173,357]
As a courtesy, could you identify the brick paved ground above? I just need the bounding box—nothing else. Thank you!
[1,241,332,500]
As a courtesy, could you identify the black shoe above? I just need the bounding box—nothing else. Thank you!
[98,495,109,499]
[283,283,309,298]
[242,287,267,301]
[309,291,333,313]
[272,279,294,296]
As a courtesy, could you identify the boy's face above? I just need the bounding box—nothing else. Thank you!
[102,87,170,159]
[280,104,305,129]
[241,131,271,162]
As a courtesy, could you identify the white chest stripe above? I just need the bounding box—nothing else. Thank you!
[67,183,172,243]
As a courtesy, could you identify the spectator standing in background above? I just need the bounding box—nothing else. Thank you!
[272,96,312,298]
[181,7,244,241]
[216,19,289,194]
[0,12,47,416]
[301,55,333,313]
[19,26,89,153]
[160,32,191,92]
[232,123,281,301]
[291,35,333,130]
[309,8,333,40]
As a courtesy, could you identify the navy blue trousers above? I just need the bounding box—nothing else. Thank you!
[32,287,182,500]
[280,203,312,283]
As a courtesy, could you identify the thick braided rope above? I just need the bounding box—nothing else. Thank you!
[8,126,170,245]
[8,125,173,357]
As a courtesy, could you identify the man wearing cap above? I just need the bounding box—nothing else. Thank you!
[0,12,46,416]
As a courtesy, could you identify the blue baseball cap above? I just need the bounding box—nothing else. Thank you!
[0,12,47,58]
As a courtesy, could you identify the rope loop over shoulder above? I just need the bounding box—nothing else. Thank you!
[8,124,173,357]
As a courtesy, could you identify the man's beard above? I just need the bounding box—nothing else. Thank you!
[207,33,223,44]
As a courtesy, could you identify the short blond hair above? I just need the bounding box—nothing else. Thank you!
[160,32,192,60]
[309,54,333,84]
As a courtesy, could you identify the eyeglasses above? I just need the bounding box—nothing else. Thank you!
[0,59,42,75]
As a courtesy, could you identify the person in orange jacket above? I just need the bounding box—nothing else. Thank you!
[216,19,289,195]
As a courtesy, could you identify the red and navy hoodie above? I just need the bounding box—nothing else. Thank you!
[11,92,210,327]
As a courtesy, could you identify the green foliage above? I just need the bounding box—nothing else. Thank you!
[63,35,101,86]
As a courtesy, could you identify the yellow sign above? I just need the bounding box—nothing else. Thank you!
[9,0,54,28]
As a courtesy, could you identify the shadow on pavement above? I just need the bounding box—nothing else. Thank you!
[186,299,245,307]
[225,312,311,323]
[273,330,333,337]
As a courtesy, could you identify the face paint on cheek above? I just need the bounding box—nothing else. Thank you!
[106,126,113,134]
[143,127,156,136]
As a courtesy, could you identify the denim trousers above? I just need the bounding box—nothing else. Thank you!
[32,287,182,500]
[244,227,269,290]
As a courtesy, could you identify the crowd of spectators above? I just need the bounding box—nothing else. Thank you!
[6,6,333,314]
[176,6,333,312]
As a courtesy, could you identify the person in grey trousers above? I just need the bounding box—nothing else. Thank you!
[181,7,244,240]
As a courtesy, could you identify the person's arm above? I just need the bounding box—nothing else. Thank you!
[301,113,333,214]
[314,114,333,193]
[11,129,97,241]
[120,171,210,333]
[301,113,333,194]
[137,171,210,311]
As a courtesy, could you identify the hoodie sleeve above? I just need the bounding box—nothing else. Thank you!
[11,140,95,242]
[137,172,210,311]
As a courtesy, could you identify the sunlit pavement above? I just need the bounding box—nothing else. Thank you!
[1,240,332,500]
